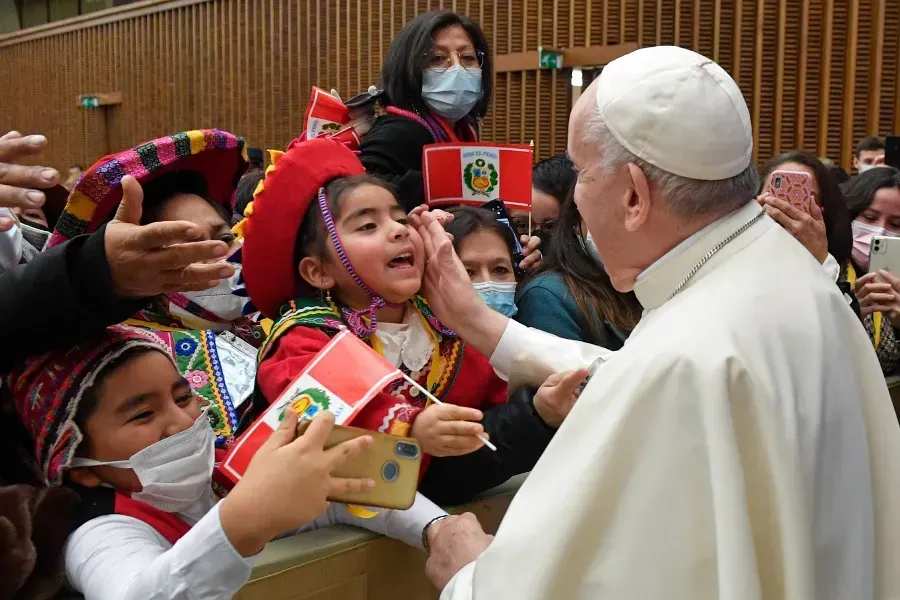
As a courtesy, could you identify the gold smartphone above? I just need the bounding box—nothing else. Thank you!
[297,421,422,510]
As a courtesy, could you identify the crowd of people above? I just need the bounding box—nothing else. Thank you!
[1,8,900,600]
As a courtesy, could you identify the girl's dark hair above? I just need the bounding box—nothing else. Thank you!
[379,10,493,120]
[234,171,264,221]
[293,174,400,293]
[842,167,900,220]
[75,347,160,454]
[444,206,517,261]
[532,155,576,205]
[759,150,852,267]
[139,170,231,225]
[526,191,643,338]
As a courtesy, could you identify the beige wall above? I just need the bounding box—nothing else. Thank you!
[0,0,898,174]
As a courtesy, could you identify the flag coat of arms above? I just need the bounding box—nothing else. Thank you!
[220,330,403,483]
[303,87,351,139]
[422,143,533,210]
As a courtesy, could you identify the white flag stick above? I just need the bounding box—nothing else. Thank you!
[401,372,498,452]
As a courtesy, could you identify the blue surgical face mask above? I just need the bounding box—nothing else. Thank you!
[421,66,482,123]
[473,281,518,317]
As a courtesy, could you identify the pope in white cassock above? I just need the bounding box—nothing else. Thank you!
[411,46,900,599]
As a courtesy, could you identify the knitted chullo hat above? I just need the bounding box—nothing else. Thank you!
[5,325,174,485]
[240,136,367,321]
[47,130,248,249]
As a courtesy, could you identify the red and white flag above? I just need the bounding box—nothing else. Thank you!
[422,143,533,210]
[304,87,351,139]
[220,330,402,483]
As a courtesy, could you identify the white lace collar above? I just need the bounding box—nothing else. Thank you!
[375,309,434,374]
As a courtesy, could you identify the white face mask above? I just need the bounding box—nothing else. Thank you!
[0,208,23,271]
[167,247,249,330]
[70,409,215,514]
[859,163,877,173]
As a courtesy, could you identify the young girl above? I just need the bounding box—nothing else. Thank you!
[6,325,446,600]
[445,205,519,317]
[240,137,555,504]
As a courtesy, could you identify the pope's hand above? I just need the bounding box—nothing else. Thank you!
[533,368,590,428]
[219,410,375,557]
[410,208,489,329]
[425,513,493,591]
[105,175,237,298]
[410,404,486,457]
[0,131,59,232]
[758,193,828,264]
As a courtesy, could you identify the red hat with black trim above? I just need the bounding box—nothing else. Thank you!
[240,137,365,319]
[47,129,247,249]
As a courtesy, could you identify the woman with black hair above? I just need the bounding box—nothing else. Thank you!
[359,10,492,211]
[515,192,643,348]
[757,150,853,281]
[842,167,900,374]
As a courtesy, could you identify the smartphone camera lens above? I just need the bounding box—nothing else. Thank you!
[395,441,420,460]
[382,460,399,483]
[773,177,782,189]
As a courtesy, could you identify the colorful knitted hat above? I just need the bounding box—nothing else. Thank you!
[241,136,365,320]
[47,130,248,249]
[5,325,174,485]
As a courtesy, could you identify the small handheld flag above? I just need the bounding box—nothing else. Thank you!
[422,143,533,210]
[220,330,403,483]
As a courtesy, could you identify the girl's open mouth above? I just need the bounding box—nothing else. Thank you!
[387,252,415,269]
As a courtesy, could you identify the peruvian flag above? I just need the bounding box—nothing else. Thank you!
[304,87,351,140]
[422,143,533,210]
[220,330,402,484]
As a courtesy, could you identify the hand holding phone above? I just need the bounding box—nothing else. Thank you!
[296,419,422,510]
[769,169,815,213]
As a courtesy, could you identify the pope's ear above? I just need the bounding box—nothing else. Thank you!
[623,162,652,232]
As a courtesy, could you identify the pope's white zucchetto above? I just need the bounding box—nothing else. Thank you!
[595,46,753,181]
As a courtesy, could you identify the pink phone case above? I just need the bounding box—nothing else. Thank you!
[770,170,814,213]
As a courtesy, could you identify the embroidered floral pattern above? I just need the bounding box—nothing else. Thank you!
[176,338,198,356]
[186,370,209,389]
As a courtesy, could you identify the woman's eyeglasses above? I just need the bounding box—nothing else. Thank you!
[511,216,557,237]
[424,49,485,72]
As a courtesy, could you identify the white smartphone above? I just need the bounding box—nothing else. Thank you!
[869,236,900,274]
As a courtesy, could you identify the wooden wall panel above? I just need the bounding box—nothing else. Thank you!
[0,0,898,173]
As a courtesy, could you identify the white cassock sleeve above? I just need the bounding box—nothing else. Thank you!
[489,320,612,390]
[821,253,840,282]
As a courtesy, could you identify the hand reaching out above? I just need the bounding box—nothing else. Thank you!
[105,175,236,298]
[533,368,590,428]
[0,131,59,232]
[219,410,375,556]
[410,404,486,457]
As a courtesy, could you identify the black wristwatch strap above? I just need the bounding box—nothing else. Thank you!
[422,514,450,553]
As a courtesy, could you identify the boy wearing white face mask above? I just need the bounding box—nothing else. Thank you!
[6,325,447,600]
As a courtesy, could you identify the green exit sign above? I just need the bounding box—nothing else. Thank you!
[80,96,99,108]
[538,47,563,69]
